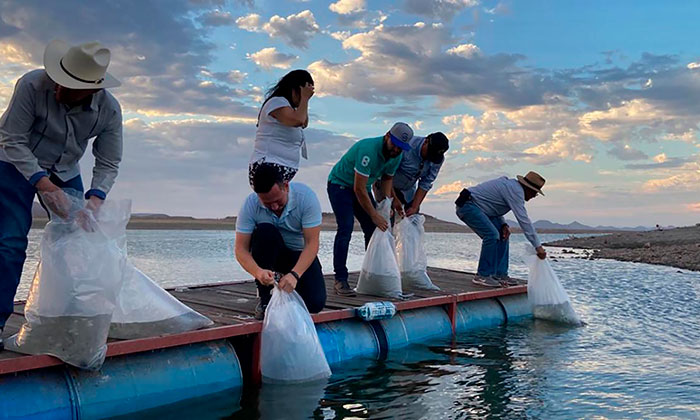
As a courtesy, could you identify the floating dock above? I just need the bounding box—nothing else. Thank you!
[0,268,531,418]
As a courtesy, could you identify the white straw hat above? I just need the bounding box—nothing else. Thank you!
[43,40,121,89]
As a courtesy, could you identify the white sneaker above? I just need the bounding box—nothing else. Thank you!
[472,275,501,288]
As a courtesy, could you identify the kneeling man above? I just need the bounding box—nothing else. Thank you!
[235,164,326,320]
[456,171,547,287]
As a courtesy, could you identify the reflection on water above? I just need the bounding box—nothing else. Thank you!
[18,231,700,418]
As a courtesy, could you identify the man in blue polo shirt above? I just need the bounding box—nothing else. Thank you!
[327,122,413,296]
[235,164,326,320]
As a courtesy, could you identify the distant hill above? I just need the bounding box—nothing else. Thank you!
[506,219,652,232]
[31,203,638,233]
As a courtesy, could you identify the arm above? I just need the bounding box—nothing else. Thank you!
[381,174,404,217]
[354,171,388,231]
[268,83,314,127]
[278,226,321,293]
[234,232,275,285]
[0,75,46,184]
[87,102,123,202]
[506,192,546,258]
[406,187,428,216]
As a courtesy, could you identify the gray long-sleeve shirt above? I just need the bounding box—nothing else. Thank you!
[0,69,122,197]
[469,176,542,248]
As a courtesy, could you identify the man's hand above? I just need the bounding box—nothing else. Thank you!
[405,205,419,217]
[255,268,275,285]
[392,199,405,218]
[36,178,71,219]
[371,212,389,232]
[536,246,547,260]
[501,224,511,241]
[85,196,103,214]
[278,273,298,293]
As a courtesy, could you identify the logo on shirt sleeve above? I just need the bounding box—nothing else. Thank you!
[361,156,371,167]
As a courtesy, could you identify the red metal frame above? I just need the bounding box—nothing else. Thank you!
[0,286,526,376]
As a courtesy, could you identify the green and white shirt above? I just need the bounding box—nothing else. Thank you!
[328,136,402,190]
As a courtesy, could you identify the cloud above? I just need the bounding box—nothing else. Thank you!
[246,47,298,69]
[687,61,700,70]
[329,0,366,15]
[607,144,648,161]
[688,202,700,212]
[0,1,257,117]
[625,155,692,170]
[309,22,561,107]
[433,180,469,195]
[237,10,320,49]
[201,69,248,84]
[642,160,700,192]
[235,13,263,31]
[198,10,235,26]
[467,156,518,170]
[446,43,480,58]
[403,0,478,21]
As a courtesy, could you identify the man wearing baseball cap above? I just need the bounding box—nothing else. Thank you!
[454,172,547,288]
[0,40,123,350]
[327,122,412,296]
[374,131,449,217]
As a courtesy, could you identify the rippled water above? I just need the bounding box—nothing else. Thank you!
[18,230,700,418]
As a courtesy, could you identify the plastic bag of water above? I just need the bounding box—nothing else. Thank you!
[355,199,403,298]
[6,193,130,370]
[261,287,331,384]
[109,261,213,339]
[523,244,582,325]
[395,214,439,291]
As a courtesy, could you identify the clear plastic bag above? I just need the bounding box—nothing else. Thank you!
[6,194,130,370]
[523,244,582,325]
[108,261,213,339]
[261,287,331,384]
[395,214,439,291]
[355,199,403,298]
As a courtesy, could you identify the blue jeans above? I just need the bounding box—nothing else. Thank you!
[327,182,376,282]
[250,224,326,313]
[0,161,83,329]
[456,201,509,277]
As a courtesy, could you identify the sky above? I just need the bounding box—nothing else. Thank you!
[1,0,699,227]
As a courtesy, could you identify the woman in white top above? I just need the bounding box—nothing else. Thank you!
[249,70,315,187]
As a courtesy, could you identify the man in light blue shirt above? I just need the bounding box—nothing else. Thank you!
[456,172,548,287]
[235,164,326,320]
[374,132,449,217]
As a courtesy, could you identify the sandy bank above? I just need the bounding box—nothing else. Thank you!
[545,225,700,272]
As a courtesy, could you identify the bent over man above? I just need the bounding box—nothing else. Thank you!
[0,40,123,349]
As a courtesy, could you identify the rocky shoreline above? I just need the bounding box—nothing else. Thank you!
[545,225,700,272]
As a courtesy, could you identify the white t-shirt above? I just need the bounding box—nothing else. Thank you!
[250,96,304,168]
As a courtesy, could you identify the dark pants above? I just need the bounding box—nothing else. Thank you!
[250,223,326,313]
[327,182,377,282]
[0,161,84,329]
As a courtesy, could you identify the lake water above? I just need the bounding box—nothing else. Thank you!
[18,230,700,419]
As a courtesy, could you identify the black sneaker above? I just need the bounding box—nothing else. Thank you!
[334,280,356,296]
[254,301,268,321]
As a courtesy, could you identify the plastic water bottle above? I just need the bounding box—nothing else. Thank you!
[356,302,396,321]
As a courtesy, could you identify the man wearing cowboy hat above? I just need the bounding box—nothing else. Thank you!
[455,172,547,288]
[0,40,123,349]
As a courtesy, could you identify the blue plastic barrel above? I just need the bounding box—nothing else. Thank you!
[379,307,453,350]
[0,367,76,420]
[71,340,243,418]
[497,294,533,322]
[0,340,243,419]
[316,319,381,365]
[455,299,506,333]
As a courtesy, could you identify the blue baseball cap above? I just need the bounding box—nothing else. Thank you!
[389,122,413,151]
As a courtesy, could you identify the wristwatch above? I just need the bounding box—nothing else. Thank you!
[289,270,301,281]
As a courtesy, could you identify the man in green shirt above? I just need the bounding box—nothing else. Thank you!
[327,122,413,295]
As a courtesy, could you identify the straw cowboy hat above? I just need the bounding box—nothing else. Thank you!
[43,40,120,89]
[517,171,546,195]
